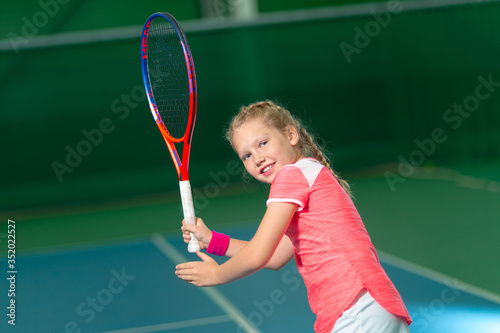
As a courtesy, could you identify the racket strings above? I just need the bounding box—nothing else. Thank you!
[147,17,190,140]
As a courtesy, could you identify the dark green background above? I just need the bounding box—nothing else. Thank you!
[1,0,499,211]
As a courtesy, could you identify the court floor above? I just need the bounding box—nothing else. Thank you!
[1,227,500,333]
[1,161,500,332]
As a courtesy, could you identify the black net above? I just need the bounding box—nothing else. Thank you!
[147,16,190,140]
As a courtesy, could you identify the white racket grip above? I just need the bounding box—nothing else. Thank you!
[179,180,200,253]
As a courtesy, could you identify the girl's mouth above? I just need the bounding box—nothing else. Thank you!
[260,163,275,175]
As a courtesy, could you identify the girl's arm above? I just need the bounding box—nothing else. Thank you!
[181,215,294,271]
[225,235,294,271]
[175,202,296,286]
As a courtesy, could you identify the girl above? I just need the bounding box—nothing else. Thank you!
[175,101,411,332]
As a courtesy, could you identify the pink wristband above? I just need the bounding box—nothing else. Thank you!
[207,231,230,256]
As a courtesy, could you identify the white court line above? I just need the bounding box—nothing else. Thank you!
[378,250,500,305]
[150,233,262,333]
[97,315,231,333]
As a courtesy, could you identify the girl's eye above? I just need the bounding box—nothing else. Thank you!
[259,140,268,147]
[242,154,251,161]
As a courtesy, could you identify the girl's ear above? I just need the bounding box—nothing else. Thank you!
[286,125,300,146]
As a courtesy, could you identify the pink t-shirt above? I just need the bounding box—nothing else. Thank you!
[267,158,411,332]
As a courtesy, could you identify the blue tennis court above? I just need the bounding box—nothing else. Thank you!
[3,225,500,333]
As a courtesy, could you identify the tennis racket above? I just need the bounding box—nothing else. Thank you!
[141,12,200,253]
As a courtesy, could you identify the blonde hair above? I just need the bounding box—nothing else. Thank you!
[225,100,351,197]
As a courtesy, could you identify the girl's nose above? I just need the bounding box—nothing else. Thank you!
[254,154,265,165]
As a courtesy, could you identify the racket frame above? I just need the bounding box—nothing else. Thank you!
[141,12,200,252]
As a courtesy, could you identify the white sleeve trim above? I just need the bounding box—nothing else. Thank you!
[294,158,324,188]
[266,198,304,212]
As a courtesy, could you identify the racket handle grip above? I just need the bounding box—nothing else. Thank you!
[179,180,200,253]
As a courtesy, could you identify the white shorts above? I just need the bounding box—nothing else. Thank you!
[331,290,410,333]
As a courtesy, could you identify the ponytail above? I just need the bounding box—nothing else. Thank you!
[296,126,352,198]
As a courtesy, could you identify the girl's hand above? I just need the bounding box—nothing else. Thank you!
[175,251,221,287]
[181,217,212,250]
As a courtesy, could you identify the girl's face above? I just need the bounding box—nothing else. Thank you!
[232,119,302,184]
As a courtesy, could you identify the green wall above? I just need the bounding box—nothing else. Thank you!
[1,1,500,211]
